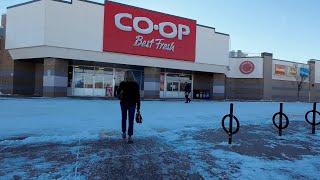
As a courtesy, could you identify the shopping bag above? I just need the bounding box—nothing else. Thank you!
[135,110,143,124]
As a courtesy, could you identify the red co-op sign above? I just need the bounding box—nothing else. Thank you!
[103,2,197,62]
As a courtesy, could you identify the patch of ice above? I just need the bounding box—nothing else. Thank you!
[210,149,320,179]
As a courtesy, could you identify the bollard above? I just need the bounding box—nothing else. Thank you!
[305,102,320,134]
[272,103,289,136]
[221,103,240,144]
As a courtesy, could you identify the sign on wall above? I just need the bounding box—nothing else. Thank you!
[287,66,297,76]
[300,67,309,77]
[275,64,286,76]
[228,58,263,78]
[103,2,197,61]
[272,60,310,81]
[239,61,255,74]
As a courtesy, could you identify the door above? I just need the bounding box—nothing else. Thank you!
[73,66,94,96]
[166,81,180,98]
[163,73,192,98]
[93,67,113,97]
[114,69,125,97]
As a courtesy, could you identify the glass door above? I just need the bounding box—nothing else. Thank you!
[73,66,91,96]
[82,67,94,96]
[163,73,192,98]
[93,73,104,97]
[114,69,125,97]
[103,68,114,97]
[165,73,180,98]
[93,67,113,97]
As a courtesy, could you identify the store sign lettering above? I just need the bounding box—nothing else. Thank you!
[103,2,196,62]
[115,13,190,40]
[134,36,175,52]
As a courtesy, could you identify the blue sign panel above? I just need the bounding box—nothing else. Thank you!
[299,67,309,77]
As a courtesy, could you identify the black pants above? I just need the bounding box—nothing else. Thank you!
[185,92,191,103]
[121,103,136,136]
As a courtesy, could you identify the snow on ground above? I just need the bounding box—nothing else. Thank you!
[0,98,319,179]
[0,98,312,142]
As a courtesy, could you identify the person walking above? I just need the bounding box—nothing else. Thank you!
[184,82,191,103]
[116,71,141,144]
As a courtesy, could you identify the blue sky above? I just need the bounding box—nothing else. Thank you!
[0,0,319,63]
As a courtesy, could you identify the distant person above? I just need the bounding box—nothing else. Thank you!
[116,71,141,144]
[184,82,191,103]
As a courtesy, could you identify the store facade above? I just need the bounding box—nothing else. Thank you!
[4,0,230,99]
[227,53,320,102]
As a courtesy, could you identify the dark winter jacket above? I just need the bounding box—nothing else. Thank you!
[117,81,141,110]
[185,83,191,93]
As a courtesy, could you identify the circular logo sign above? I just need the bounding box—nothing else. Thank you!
[239,61,255,74]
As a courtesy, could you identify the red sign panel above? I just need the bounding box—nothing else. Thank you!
[103,2,197,62]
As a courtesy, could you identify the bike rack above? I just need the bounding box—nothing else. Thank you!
[305,102,320,134]
[221,103,240,144]
[272,103,289,136]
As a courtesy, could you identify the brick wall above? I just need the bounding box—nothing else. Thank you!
[13,61,36,95]
[226,78,264,100]
[0,37,14,94]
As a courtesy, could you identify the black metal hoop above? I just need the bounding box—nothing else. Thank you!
[272,112,289,129]
[221,103,240,144]
[222,115,240,135]
[305,110,320,126]
[305,102,320,134]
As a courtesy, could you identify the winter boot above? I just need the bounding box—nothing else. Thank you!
[128,136,133,144]
[122,133,126,139]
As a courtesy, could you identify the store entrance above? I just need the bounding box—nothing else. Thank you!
[69,65,143,97]
[72,66,113,97]
[160,73,192,98]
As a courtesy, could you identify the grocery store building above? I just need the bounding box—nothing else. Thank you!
[1,0,229,99]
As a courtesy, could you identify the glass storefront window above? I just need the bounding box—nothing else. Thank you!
[71,66,142,97]
[74,74,84,88]
[179,74,192,81]
[114,70,125,97]
[94,75,104,89]
[167,82,179,91]
[132,70,142,90]
[166,73,180,82]
[116,70,125,83]
[84,75,93,88]
[180,82,186,92]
